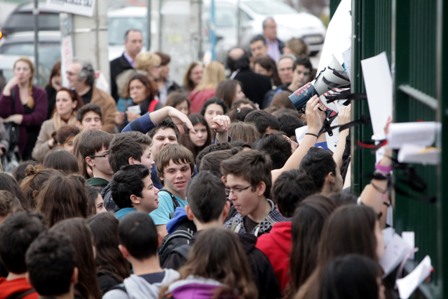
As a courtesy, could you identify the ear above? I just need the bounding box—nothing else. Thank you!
[128,156,137,165]
[118,244,130,258]
[72,101,78,110]
[185,205,195,221]
[221,201,230,221]
[256,181,266,197]
[130,194,140,205]
[85,156,94,167]
[71,267,79,284]
[325,172,336,185]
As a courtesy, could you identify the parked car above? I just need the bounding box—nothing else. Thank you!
[0,31,61,86]
[202,0,326,61]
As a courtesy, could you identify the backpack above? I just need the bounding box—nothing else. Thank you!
[159,189,180,219]
[158,228,194,266]
[6,288,35,299]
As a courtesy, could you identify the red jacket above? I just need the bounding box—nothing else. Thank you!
[0,277,38,299]
[255,221,292,291]
[189,88,216,113]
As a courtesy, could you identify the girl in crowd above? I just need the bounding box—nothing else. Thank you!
[0,57,48,160]
[200,98,228,142]
[19,165,60,210]
[295,205,384,299]
[215,79,246,108]
[87,213,131,295]
[165,91,190,116]
[319,254,385,299]
[161,227,258,299]
[45,60,62,119]
[115,73,162,130]
[0,172,27,210]
[85,185,107,215]
[189,61,226,113]
[253,56,282,87]
[54,125,80,154]
[42,150,80,174]
[180,114,212,160]
[51,218,102,299]
[32,87,83,161]
[285,195,337,299]
[182,61,204,94]
[35,173,89,227]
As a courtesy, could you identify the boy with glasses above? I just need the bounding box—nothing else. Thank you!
[221,149,286,237]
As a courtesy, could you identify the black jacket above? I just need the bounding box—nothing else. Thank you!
[234,69,272,109]
[110,54,134,101]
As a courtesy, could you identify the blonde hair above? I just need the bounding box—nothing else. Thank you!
[14,57,35,109]
[135,52,162,73]
[195,61,225,91]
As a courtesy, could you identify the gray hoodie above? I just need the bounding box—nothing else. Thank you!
[102,269,180,299]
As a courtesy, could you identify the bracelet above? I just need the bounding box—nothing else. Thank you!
[305,132,319,138]
[375,162,393,174]
[371,181,388,194]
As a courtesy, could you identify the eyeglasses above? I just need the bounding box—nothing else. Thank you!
[225,185,251,196]
[90,151,109,159]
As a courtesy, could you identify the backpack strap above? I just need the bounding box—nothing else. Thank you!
[109,283,127,294]
[159,189,180,219]
[148,99,159,112]
[172,244,191,260]
[6,288,35,299]
[158,228,194,262]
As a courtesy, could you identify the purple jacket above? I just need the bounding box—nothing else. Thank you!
[0,85,47,157]
[168,276,226,299]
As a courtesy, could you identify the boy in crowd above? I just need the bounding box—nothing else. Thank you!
[0,211,46,299]
[26,231,78,299]
[102,131,153,211]
[103,212,179,299]
[149,144,194,237]
[111,164,159,219]
[75,129,114,188]
[76,103,103,132]
[221,149,287,236]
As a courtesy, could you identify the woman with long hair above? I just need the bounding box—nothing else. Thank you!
[189,61,225,113]
[87,212,131,295]
[180,114,212,160]
[35,173,89,227]
[215,79,246,108]
[45,60,62,119]
[182,61,204,93]
[161,227,258,299]
[0,57,48,160]
[294,205,385,299]
[51,217,102,299]
[32,87,83,161]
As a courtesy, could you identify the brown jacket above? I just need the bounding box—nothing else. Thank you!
[91,87,117,133]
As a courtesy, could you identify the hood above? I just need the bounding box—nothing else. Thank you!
[123,269,180,299]
[237,232,257,254]
[0,277,35,298]
[256,221,292,252]
[168,276,223,299]
[166,207,189,234]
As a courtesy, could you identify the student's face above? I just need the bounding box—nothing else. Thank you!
[95,194,107,214]
[250,40,267,58]
[56,90,77,118]
[139,175,159,213]
[292,65,311,88]
[375,220,384,260]
[204,104,224,128]
[137,146,154,172]
[254,63,270,77]
[150,128,178,156]
[129,79,147,104]
[189,123,208,147]
[161,160,192,195]
[81,111,103,131]
[225,174,260,217]
[277,58,294,85]
[62,136,76,153]
[91,146,113,177]
[175,100,190,116]
[235,84,245,101]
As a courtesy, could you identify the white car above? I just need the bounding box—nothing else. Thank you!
[203,0,326,61]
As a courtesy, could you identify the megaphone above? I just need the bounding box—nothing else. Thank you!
[289,56,350,111]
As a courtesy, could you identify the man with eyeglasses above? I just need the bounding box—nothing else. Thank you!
[221,149,287,237]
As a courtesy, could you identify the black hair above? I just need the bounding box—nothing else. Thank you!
[272,108,305,138]
[195,142,233,167]
[0,211,46,274]
[244,110,280,135]
[111,164,150,209]
[118,212,159,260]
[300,147,337,191]
[254,133,291,170]
[26,231,75,297]
[76,103,103,123]
[147,118,180,140]
[199,97,229,116]
[187,171,227,223]
[293,56,313,72]
[272,169,319,217]
[43,150,79,174]
[108,131,151,173]
[250,34,266,46]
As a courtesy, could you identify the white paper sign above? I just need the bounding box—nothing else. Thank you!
[361,52,393,140]
[388,122,441,149]
[396,256,432,299]
[379,232,411,277]
[398,144,440,165]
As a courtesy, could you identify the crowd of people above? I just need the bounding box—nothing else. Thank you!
[0,16,395,299]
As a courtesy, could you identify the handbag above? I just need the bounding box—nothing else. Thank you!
[4,122,19,148]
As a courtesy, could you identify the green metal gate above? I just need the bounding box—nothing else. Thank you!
[350,0,448,297]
